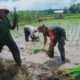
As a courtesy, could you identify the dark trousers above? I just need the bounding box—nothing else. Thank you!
[0,40,21,66]
[24,28,30,41]
[47,37,65,62]
[58,38,65,62]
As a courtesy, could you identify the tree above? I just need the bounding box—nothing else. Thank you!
[64,7,70,14]
[69,3,80,13]
[47,9,53,15]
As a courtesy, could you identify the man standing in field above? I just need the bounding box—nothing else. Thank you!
[37,24,66,63]
[0,8,21,66]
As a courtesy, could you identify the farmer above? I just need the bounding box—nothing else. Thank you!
[37,24,66,63]
[0,8,21,66]
[24,25,39,42]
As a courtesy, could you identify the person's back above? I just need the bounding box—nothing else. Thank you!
[24,25,34,41]
[48,26,66,40]
[24,25,39,41]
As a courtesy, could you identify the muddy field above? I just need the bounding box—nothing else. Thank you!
[0,22,80,80]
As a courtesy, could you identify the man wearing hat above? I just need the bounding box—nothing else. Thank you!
[0,8,21,66]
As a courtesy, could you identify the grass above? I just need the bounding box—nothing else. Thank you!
[11,18,80,36]
[14,12,80,27]
[32,18,80,27]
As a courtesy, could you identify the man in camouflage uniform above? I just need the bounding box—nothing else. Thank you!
[37,24,66,63]
[0,9,21,66]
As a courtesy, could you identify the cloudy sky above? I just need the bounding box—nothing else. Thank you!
[0,0,80,10]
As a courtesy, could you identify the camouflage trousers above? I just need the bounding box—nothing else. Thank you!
[47,37,65,62]
[0,40,21,66]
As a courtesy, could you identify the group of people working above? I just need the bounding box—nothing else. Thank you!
[0,9,66,67]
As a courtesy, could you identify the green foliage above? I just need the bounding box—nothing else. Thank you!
[9,9,80,27]
[9,10,54,26]
[66,3,80,14]
[32,48,47,54]
[64,7,70,14]
[64,65,80,77]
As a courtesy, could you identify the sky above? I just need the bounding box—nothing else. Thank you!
[0,0,80,10]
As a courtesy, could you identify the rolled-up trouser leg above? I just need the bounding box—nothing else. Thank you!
[7,41,21,66]
[47,46,54,58]
[58,38,65,62]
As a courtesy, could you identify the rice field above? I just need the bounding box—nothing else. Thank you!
[0,19,80,80]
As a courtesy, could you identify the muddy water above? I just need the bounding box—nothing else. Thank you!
[0,26,80,80]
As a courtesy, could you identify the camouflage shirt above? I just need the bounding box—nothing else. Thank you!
[0,17,13,42]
